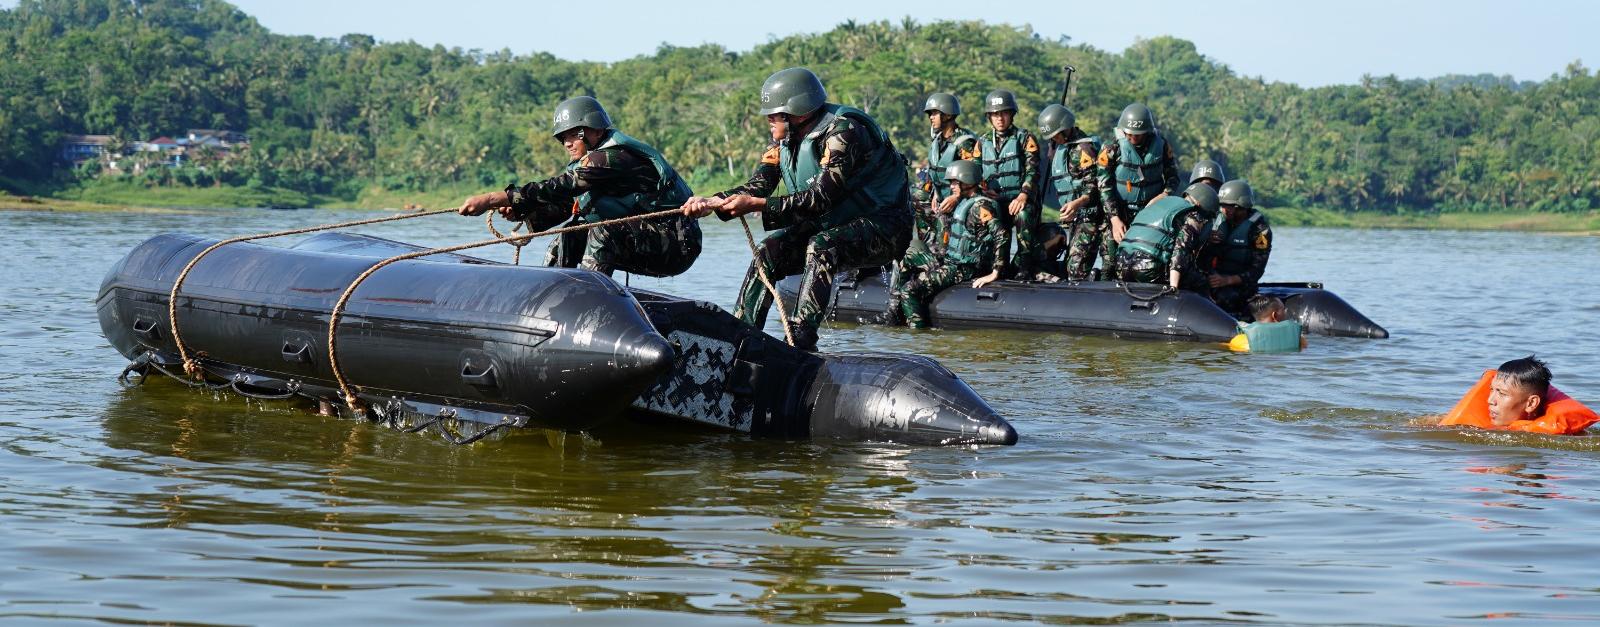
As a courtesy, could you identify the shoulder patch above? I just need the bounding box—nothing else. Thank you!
[1078,151,1095,169]
[760,145,780,166]
[1024,135,1038,152]
[579,152,601,168]
[976,204,994,222]
[1097,146,1113,168]
[1253,230,1271,250]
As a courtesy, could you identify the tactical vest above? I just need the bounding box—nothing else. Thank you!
[1113,134,1169,207]
[1212,211,1266,275]
[1241,320,1302,354]
[570,131,693,220]
[980,128,1033,200]
[927,128,976,183]
[1117,196,1196,266]
[1049,136,1101,217]
[780,104,909,230]
[944,196,991,266]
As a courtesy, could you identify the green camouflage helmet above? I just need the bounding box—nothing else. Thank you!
[1184,182,1220,217]
[924,92,960,116]
[1118,103,1156,136]
[983,89,1018,114]
[1190,158,1225,185]
[944,159,982,185]
[551,96,612,138]
[759,67,827,117]
[1037,104,1077,140]
[1218,179,1255,209]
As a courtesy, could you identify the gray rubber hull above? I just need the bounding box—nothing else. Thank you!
[281,233,1017,446]
[781,273,1388,340]
[97,233,673,431]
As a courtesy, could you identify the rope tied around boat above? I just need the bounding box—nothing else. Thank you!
[325,206,689,415]
[165,208,457,380]
[1121,282,1177,303]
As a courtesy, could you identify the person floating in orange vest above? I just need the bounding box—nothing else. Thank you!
[1437,356,1599,435]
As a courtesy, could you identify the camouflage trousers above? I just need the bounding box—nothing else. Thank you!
[1061,217,1118,281]
[1115,251,1209,291]
[994,197,1044,279]
[894,261,980,329]
[736,211,912,347]
[545,214,702,278]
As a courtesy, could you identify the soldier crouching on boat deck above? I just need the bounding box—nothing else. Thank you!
[681,67,912,351]
[893,160,1004,329]
[457,96,701,278]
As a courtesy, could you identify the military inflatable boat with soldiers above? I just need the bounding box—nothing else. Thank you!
[98,66,1386,450]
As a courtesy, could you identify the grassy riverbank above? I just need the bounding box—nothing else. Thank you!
[8,187,1599,234]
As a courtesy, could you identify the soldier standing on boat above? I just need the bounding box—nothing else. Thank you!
[888,93,981,323]
[1096,103,1180,276]
[1189,158,1226,191]
[1038,104,1106,280]
[1113,182,1219,290]
[457,96,702,278]
[1203,179,1273,316]
[976,89,1044,280]
[681,68,912,351]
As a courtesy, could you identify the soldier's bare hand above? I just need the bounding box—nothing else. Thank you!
[458,191,508,216]
[681,196,723,218]
[1008,193,1027,216]
[936,194,960,214]
[1207,273,1238,289]
[1148,191,1168,204]
[972,270,1000,289]
[717,194,764,217]
[1110,217,1127,243]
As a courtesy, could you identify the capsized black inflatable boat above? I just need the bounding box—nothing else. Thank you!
[98,233,1016,446]
[778,272,1387,341]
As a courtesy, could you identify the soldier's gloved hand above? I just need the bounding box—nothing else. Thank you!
[457,191,509,217]
[681,196,723,218]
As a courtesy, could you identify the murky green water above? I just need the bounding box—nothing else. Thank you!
[3,208,1600,624]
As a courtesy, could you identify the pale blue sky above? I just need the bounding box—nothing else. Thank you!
[6,0,1595,86]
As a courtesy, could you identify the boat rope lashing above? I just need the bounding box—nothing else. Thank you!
[1121,281,1175,303]
[325,206,688,414]
[483,211,530,265]
[117,353,152,387]
[166,208,457,381]
[737,215,796,347]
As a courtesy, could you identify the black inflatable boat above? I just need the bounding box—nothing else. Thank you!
[98,233,1016,446]
[778,272,1388,341]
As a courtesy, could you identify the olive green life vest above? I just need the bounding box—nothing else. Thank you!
[1241,320,1302,354]
[1117,196,1196,265]
[1049,135,1101,211]
[927,127,976,183]
[1113,133,1169,207]
[980,127,1034,200]
[780,104,909,230]
[944,196,992,266]
[571,131,693,220]
[1212,210,1266,275]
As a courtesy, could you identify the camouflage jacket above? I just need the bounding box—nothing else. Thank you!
[505,139,660,228]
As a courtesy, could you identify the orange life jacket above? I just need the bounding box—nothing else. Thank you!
[1439,370,1599,435]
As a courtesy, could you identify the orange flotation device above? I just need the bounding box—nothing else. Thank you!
[1439,370,1599,435]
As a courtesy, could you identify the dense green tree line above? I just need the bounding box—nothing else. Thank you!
[3,0,1597,212]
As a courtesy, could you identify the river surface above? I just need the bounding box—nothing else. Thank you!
[3,208,1599,625]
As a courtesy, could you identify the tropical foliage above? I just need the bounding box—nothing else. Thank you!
[3,0,1596,213]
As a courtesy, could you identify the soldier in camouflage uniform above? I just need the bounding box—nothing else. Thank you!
[894,160,1003,328]
[1189,158,1226,191]
[888,92,982,323]
[976,89,1043,280]
[1114,182,1220,289]
[681,68,911,351]
[1038,104,1107,281]
[1097,103,1181,277]
[457,96,701,277]
[1202,179,1273,317]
